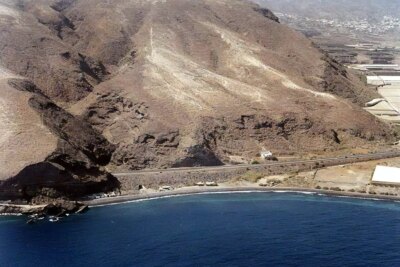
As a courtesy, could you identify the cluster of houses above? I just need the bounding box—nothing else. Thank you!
[276,12,400,35]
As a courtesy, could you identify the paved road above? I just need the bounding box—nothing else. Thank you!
[113,150,400,177]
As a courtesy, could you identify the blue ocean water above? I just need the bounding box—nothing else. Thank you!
[0,192,400,267]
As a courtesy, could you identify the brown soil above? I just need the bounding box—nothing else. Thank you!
[0,0,396,201]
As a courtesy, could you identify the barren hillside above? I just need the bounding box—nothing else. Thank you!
[0,0,395,200]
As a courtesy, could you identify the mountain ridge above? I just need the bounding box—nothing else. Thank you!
[0,0,395,201]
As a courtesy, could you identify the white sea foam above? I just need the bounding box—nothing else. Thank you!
[91,191,268,207]
[334,195,386,202]
[90,190,326,208]
[271,190,328,196]
[90,189,400,209]
[0,213,22,216]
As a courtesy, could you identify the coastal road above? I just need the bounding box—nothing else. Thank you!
[112,150,400,177]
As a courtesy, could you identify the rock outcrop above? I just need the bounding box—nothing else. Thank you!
[0,79,119,202]
[0,200,89,218]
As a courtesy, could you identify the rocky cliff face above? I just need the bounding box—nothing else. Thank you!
[0,78,119,202]
[0,0,395,201]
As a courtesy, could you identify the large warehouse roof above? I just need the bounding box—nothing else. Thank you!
[371,165,400,185]
[367,76,400,85]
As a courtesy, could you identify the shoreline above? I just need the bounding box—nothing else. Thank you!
[3,152,400,216]
[84,186,400,208]
[2,186,400,217]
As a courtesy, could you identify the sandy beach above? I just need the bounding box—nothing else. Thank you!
[86,156,400,207]
[3,157,400,215]
[85,185,400,208]
[3,184,399,216]
[87,156,400,207]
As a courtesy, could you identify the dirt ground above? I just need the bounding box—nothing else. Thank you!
[254,157,400,196]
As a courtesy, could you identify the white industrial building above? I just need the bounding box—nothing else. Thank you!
[367,76,400,86]
[371,166,400,185]
[260,151,274,159]
[364,73,400,124]
[351,64,400,71]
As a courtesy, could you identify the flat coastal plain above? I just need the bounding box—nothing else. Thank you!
[86,157,400,207]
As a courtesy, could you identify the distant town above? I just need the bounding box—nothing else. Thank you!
[276,12,400,36]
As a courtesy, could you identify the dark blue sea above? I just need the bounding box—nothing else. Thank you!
[1,192,400,267]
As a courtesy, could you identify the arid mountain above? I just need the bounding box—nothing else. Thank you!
[0,0,395,200]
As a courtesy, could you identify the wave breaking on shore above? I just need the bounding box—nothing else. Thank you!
[88,188,399,208]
